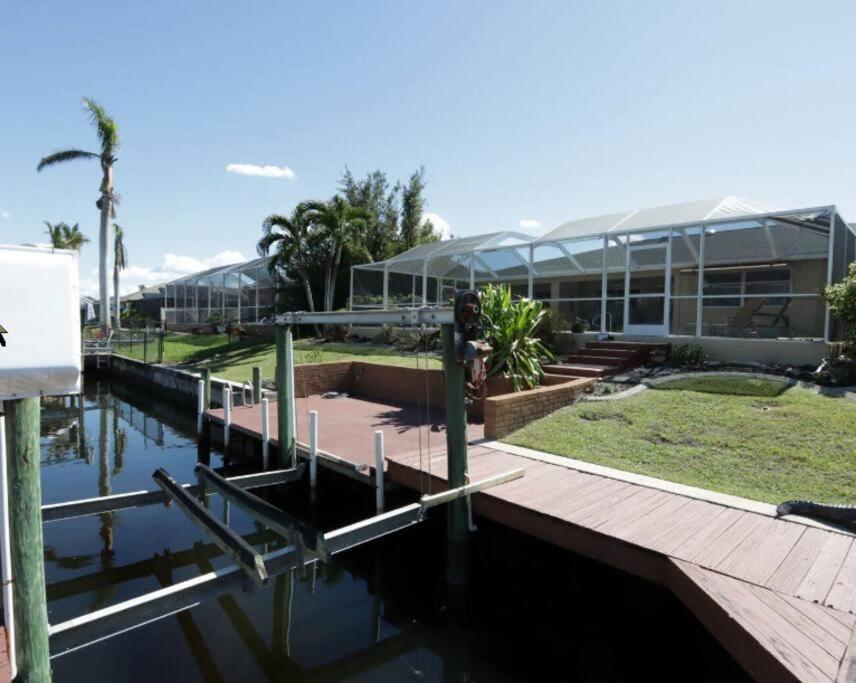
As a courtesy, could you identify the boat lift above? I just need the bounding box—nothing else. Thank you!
[40,299,524,659]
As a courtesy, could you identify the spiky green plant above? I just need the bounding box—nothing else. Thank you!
[479,284,554,391]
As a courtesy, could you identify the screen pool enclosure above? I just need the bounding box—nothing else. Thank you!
[351,197,856,342]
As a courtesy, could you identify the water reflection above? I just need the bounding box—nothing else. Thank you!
[39,378,751,682]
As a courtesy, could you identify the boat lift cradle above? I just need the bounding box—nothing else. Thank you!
[44,462,524,657]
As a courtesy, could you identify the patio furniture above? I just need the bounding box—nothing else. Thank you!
[711,297,793,338]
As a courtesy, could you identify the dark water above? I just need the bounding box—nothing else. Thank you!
[39,377,750,682]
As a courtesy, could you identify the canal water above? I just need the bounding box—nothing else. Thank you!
[40,377,751,682]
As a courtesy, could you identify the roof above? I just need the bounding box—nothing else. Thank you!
[537,196,781,242]
[121,283,166,302]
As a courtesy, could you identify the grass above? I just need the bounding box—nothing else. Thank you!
[116,332,440,382]
[504,376,856,504]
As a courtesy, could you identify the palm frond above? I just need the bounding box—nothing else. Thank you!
[37,149,99,172]
[82,97,119,154]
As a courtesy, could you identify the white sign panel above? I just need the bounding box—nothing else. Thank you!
[0,245,81,399]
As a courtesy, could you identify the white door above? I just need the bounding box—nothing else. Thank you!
[623,233,669,337]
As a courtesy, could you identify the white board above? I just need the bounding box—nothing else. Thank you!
[0,245,81,399]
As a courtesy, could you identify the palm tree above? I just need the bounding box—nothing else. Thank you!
[44,221,90,251]
[38,97,120,331]
[302,197,370,311]
[113,224,127,329]
[258,205,318,315]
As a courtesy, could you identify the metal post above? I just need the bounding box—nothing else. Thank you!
[696,225,706,337]
[601,235,608,333]
[382,264,389,310]
[349,267,354,311]
[252,366,262,404]
[222,387,231,451]
[261,398,270,470]
[374,430,385,514]
[824,211,837,341]
[528,244,535,299]
[275,326,294,468]
[0,403,17,680]
[422,262,429,305]
[201,368,211,409]
[441,324,469,587]
[309,410,318,492]
[197,379,205,435]
[4,398,50,681]
[469,253,476,291]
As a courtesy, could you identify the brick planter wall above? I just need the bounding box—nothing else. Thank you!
[483,377,596,439]
[293,361,353,396]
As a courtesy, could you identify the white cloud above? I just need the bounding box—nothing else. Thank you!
[226,163,297,179]
[81,250,247,297]
[421,212,452,240]
[519,219,540,229]
[1,211,10,220]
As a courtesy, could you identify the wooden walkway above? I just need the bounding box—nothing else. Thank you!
[206,400,856,681]
[385,444,856,683]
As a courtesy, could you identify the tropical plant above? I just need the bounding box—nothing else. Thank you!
[38,97,120,330]
[824,261,856,344]
[302,196,371,312]
[668,343,708,367]
[479,284,554,391]
[44,221,89,251]
[113,224,127,329]
[258,206,317,313]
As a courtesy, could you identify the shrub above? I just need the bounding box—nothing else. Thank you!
[824,261,856,344]
[479,284,554,391]
[536,308,572,353]
[668,343,708,367]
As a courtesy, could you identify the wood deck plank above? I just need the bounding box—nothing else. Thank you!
[778,593,855,648]
[571,485,662,528]
[768,527,836,596]
[678,561,837,683]
[664,507,746,560]
[716,517,806,585]
[595,490,676,536]
[826,542,856,614]
[610,494,695,545]
[527,477,628,519]
[797,534,855,607]
[690,512,765,567]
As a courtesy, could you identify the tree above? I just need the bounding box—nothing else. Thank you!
[38,97,120,331]
[338,167,400,262]
[113,224,127,329]
[258,206,318,315]
[399,166,438,250]
[302,197,371,311]
[44,221,89,251]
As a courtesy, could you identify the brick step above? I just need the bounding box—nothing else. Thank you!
[565,354,627,366]
[578,348,637,359]
[543,363,617,378]
[587,341,670,352]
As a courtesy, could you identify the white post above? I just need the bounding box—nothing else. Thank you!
[197,379,205,435]
[0,403,17,681]
[663,229,673,335]
[422,262,429,305]
[469,252,477,290]
[601,235,608,332]
[824,210,837,342]
[261,398,270,470]
[374,430,385,514]
[349,267,355,311]
[222,387,231,450]
[285,327,296,454]
[696,224,706,337]
[309,410,318,490]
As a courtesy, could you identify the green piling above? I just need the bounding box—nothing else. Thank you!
[441,324,469,587]
[252,366,262,404]
[275,326,294,468]
[143,330,148,363]
[5,398,51,682]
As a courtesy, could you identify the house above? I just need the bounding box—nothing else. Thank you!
[351,197,856,364]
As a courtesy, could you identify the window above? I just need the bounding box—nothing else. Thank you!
[703,267,791,308]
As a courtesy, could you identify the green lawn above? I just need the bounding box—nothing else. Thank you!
[117,333,440,382]
[504,376,856,505]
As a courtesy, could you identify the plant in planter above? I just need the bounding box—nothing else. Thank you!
[207,312,225,334]
[668,343,708,367]
[479,284,554,391]
[818,262,856,385]
[570,316,589,333]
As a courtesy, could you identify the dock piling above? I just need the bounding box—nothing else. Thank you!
[201,368,211,409]
[252,366,262,404]
[261,398,270,470]
[309,410,318,493]
[197,379,205,435]
[223,387,231,451]
[374,430,385,514]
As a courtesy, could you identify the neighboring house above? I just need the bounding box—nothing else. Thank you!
[160,256,277,329]
[120,284,167,321]
[351,197,856,361]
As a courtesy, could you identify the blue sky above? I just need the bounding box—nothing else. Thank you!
[2,1,855,295]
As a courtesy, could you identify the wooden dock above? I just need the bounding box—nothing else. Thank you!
[205,400,856,682]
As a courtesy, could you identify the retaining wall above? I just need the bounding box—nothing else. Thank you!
[483,377,596,439]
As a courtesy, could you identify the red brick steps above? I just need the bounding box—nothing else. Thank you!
[545,339,670,380]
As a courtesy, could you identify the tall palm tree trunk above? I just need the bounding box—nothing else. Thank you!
[113,262,121,330]
[98,165,113,331]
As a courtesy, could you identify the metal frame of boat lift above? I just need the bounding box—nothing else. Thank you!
[44,305,525,658]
